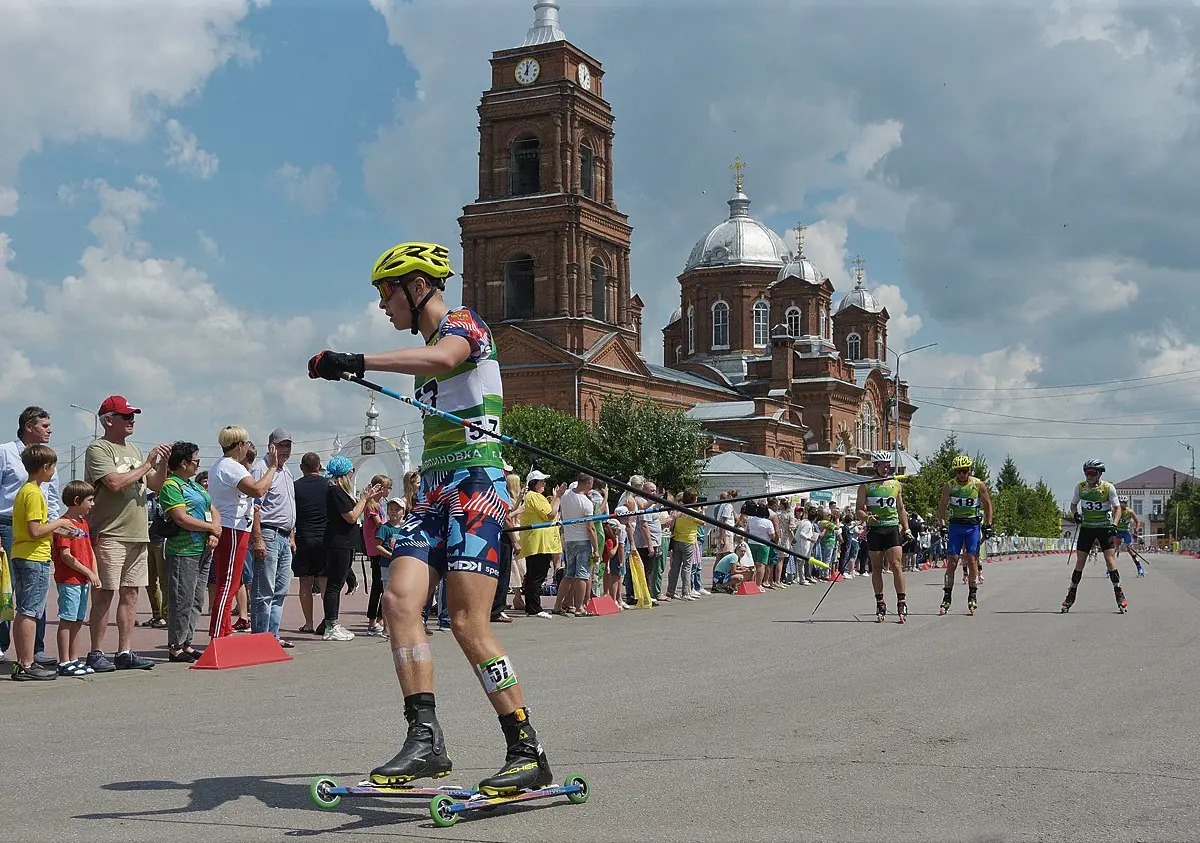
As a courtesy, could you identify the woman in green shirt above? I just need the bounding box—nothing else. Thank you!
[160,442,221,662]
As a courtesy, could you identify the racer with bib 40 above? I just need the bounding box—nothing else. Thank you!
[856,451,912,624]
[307,242,553,796]
[936,455,994,616]
[1114,496,1144,577]
[1064,459,1127,614]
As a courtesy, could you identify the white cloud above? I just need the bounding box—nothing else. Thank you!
[871,284,922,351]
[0,187,17,217]
[0,180,421,465]
[164,119,219,180]
[275,163,340,214]
[198,230,222,262]
[0,1,259,193]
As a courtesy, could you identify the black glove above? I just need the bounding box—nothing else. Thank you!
[983,523,994,539]
[308,350,364,381]
[1073,512,1083,525]
[1107,524,1119,536]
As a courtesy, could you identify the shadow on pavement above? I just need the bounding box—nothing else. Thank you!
[76,775,578,835]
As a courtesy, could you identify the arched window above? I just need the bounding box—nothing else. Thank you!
[687,304,695,355]
[674,344,683,363]
[590,257,606,321]
[712,300,729,349]
[503,254,535,320]
[785,306,801,338]
[753,300,769,347]
[876,335,884,360]
[863,403,875,451]
[847,332,861,360]
[820,305,827,340]
[580,143,595,200]
[511,135,540,196]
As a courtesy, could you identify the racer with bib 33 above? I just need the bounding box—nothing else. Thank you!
[856,451,912,623]
[1113,496,1143,576]
[936,455,994,616]
[1064,459,1127,614]
[307,242,553,795]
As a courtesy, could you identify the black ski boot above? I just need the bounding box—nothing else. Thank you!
[939,587,953,616]
[1109,569,1128,613]
[370,694,453,786]
[477,707,553,796]
[896,593,908,625]
[967,587,978,616]
[1060,588,1076,614]
[875,594,887,624]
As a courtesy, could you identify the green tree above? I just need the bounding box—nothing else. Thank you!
[996,455,1024,493]
[1024,479,1064,537]
[900,433,964,519]
[1165,480,1200,539]
[586,393,705,492]
[500,404,591,487]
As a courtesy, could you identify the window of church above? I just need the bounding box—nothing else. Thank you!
[687,304,695,354]
[712,300,729,349]
[591,257,607,321]
[511,136,541,196]
[503,254,535,320]
[877,334,884,360]
[847,332,861,360]
[785,306,801,338]
[753,300,769,347]
[820,305,827,340]
[581,143,595,199]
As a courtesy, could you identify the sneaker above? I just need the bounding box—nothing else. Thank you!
[232,618,250,633]
[346,582,359,597]
[534,611,553,619]
[697,588,712,596]
[323,623,355,641]
[12,662,57,681]
[86,651,116,673]
[57,660,90,677]
[114,651,154,670]
[365,623,384,637]
[148,617,168,629]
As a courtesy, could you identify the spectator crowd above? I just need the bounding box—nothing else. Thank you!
[0,396,1066,682]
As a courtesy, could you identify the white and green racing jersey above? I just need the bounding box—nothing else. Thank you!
[1072,480,1120,528]
[414,309,505,473]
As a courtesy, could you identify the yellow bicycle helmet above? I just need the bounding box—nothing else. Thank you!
[371,242,455,334]
[952,455,973,471]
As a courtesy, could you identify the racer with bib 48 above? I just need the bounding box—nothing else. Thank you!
[936,455,994,616]
[1064,459,1127,614]
[1114,496,1144,577]
[856,451,912,624]
[307,242,553,796]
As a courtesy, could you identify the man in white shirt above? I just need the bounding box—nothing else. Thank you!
[558,474,598,615]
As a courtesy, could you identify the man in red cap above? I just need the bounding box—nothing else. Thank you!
[83,396,170,672]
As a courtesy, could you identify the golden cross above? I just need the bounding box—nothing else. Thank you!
[730,156,745,192]
[853,255,865,283]
[794,222,807,253]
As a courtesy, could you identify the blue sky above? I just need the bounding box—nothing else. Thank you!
[3,0,1200,501]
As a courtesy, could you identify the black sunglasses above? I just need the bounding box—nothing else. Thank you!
[117,413,136,421]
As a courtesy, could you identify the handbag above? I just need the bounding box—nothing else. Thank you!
[149,479,182,541]
[0,548,14,623]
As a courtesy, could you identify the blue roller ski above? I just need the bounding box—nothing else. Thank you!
[308,777,476,810]
[429,775,590,827]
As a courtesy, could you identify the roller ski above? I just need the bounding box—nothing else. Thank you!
[309,777,475,810]
[1136,565,1145,577]
[939,591,952,616]
[967,588,978,616]
[896,596,908,624]
[1115,589,1128,614]
[875,596,887,623]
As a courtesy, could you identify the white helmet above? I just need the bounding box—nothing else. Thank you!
[872,450,893,464]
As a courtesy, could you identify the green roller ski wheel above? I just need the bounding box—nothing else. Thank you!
[430,793,459,827]
[566,774,590,805]
[309,777,341,810]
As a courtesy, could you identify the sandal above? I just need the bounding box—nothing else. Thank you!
[57,660,90,677]
[278,639,295,649]
[298,626,316,635]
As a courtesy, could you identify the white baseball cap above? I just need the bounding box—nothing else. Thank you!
[527,469,550,482]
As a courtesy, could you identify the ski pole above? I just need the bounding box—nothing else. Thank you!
[342,375,860,563]
[808,567,842,620]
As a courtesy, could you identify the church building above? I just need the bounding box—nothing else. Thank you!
[458,1,916,472]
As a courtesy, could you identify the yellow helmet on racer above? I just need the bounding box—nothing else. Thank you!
[952,455,973,472]
[371,242,455,335]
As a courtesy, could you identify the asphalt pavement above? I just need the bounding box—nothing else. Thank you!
[2,550,1197,843]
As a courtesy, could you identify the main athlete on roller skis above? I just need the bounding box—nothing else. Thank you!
[856,451,912,623]
[1064,459,1127,614]
[308,242,553,794]
[936,455,993,616]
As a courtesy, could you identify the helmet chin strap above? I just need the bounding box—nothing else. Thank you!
[399,281,438,336]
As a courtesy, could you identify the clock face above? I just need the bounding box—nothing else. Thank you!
[577,63,591,90]
[515,57,540,85]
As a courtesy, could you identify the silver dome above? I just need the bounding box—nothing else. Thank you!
[519,1,565,47]
[776,252,824,285]
[668,306,681,324]
[684,188,788,272]
[836,279,882,314]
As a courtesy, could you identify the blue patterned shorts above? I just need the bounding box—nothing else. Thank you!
[391,466,511,579]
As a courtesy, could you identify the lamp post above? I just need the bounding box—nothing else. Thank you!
[1179,441,1195,479]
[889,342,938,471]
[70,403,100,440]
